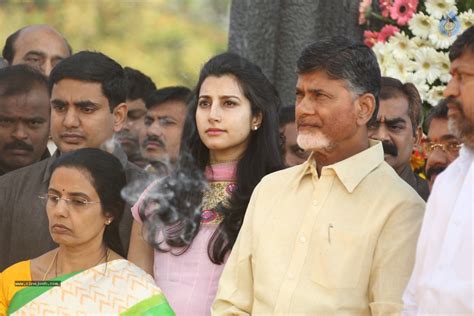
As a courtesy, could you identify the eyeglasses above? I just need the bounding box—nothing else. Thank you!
[38,193,100,210]
[423,141,462,155]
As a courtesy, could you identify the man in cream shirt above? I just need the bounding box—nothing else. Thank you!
[212,36,425,315]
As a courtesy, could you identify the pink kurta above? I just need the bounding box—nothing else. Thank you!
[131,162,236,316]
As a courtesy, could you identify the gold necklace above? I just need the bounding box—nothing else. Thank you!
[42,249,59,281]
[42,247,109,281]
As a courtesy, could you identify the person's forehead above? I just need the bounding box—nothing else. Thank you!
[199,75,244,96]
[0,89,50,114]
[50,167,96,195]
[51,79,107,101]
[296,70,346,89]
[428,118,450,140]
[377,96,410,119]
[14,26,69,58]
[148,100,187,117]
[450,50,474,72]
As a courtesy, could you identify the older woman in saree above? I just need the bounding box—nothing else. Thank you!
[0,148,174,315]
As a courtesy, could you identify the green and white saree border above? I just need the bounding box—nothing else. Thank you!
[9,259,174,315]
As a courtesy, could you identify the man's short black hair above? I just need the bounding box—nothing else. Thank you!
[0,64,48,98]
[297,36,381,125]
[279,105,295,127]
[449,25,474,61]
[124,67,156,101]
[424,99,449,132]
[2,25,73,64]
[380,76,423,134]
[145,86,191,109]
[49,51,126,111]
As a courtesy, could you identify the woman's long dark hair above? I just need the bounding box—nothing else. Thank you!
[141,52,283,264]
[49,148,126,257]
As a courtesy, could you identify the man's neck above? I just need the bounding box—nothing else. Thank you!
[313,139,370,176]
[396,163,415,183]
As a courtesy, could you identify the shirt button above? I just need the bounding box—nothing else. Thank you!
[288,273,294,280]
[312,200,318,206]
[300,235,307,243]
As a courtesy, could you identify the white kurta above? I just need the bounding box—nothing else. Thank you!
[403,146,474,315]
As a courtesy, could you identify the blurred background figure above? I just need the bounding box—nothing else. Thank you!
[0,148,173,315]
[423,99,461,191]
[368,76,429,201]
[2,24,71,77]
[116,67,157,168]
[0,65,50,176]
[139,86,190,173]
[279,105,310,167]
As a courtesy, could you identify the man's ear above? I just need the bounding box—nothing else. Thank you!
[355,93,376,126]
[112,103,128,132]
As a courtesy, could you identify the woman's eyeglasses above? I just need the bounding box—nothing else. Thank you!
[38,193,100,209]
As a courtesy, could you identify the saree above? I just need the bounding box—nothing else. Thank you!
[8,259,174,315]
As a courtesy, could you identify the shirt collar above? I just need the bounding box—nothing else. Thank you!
[43,151,61,183]
[295,140,384,193]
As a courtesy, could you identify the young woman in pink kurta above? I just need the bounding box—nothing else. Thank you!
[128,52,283,316]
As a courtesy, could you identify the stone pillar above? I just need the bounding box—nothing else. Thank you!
[228,0,364,106]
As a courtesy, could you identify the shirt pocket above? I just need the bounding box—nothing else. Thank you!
[310,226,368,289]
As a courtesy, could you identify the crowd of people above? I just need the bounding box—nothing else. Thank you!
[0,23,472,315]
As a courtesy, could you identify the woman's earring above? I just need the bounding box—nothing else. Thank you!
[105,219,112,225]
[252,125,258,131]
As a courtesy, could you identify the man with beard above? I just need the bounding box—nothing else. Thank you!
[116,67,156,168]
[0,51,146,270]
[403,26,474,315]
[368,77,429,200]
[138,86,190,174]
[423,99,461,191]
[0,65,50,176]
[213,36,424,315]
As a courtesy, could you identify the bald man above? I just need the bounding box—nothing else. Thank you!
[2,24,71,76]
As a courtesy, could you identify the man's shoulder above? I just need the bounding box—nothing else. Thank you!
[370,161,426,206]
[436,152,470,184]
[259,163,305,187]
[0,158,50,187]
[124,161,148,181]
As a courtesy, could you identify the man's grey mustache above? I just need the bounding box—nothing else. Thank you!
[143,136,165,148]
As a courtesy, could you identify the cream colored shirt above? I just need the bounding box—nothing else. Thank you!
[212,141,425,316]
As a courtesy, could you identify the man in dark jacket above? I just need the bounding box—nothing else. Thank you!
[368,77,429,201]
[0,51,147,270]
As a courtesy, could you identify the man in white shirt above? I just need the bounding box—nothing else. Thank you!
[403,25,474,315]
